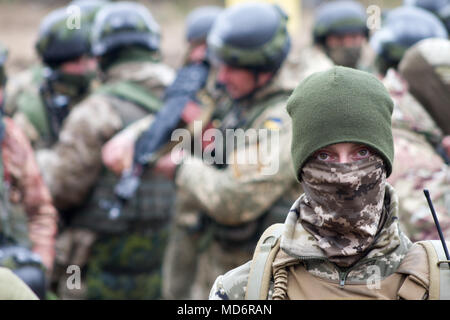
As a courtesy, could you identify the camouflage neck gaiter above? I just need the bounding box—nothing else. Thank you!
[326,46,362,69]
[299,155,387,267]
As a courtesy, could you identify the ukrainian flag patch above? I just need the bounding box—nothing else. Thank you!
[263,117,282,130]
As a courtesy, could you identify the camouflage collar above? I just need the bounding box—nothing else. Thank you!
[279,183,412,280]
[104,61,174,90]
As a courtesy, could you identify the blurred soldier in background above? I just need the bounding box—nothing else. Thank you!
[0,44,59,299]
[37,1,175,299]
[102,5,225,176]
[404,0,450,33]
[5,1,105,149]
[368,6,450,244]
[312,0,372,70]
[370,5,448,77]
[386,38,450,242]
[99,5,226,300]
[399,38,450,137]
[371,6,448,155]
[159,2,332,299]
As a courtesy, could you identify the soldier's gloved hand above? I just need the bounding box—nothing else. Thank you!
[102,133,134,175]
[153,149,185,180]
[443,135,450,160]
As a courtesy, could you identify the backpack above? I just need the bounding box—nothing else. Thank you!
[245,223,450,300]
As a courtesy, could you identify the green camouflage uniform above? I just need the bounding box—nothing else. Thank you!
[38,58,175,299]
[163,48,334,299]
[5,2,103,150]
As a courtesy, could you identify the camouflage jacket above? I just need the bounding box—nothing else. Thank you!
[209,183,414,300]
[5,65,89,149]
[382,68,443,144]
[1,117,58,270]
[388,127,450,242]
[174,48,333,227]
[382,69,450,242]
[36,61,174,211]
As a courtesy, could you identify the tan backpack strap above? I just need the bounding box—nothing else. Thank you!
[415,240,450,300]
[429,240,450,300]
[245,223,284,300]
[396,242,429,300]
[397,276,428,300]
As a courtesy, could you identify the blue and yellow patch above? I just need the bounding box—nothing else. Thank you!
[263,117,282,130]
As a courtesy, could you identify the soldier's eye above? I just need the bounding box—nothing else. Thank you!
[317,152,330,161]
[356,148,370,158]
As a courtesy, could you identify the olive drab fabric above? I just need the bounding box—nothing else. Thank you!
[5,65,52,147]
[287,66,395,179]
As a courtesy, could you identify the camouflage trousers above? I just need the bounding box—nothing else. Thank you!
[85,227,169,300]
[52,226,169,300]
[162,222,255,300]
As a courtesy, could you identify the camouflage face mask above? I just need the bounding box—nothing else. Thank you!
[299,155,387,267]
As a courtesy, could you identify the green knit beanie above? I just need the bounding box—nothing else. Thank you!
[286,66,394,180]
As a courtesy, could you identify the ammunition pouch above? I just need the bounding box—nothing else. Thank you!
[71,168,175,235]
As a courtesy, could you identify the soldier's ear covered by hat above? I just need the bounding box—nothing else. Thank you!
[286,66,394,180]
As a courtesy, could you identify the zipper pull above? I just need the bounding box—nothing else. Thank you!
[339,273,347,288]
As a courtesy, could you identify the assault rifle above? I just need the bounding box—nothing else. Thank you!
[102,61,211,220]
[39,67,70,142]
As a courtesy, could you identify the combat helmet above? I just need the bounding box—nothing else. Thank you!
[404,0,450,33]
[403,0,448,15]
[437,3,450,34]
[186,6,223,44]
[313,0,369,46]
[370,6,448,75]
[35,1,106,67]
[90,1,160,57]
[207,2,291,73]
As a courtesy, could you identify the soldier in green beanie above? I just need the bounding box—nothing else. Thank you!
[209,66,448,300]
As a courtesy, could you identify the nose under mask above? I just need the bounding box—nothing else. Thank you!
[299,155,387,267]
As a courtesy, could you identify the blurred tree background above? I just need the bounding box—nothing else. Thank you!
[0,0,403,74]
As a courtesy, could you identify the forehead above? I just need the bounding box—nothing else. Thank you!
[320,142,367,152]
